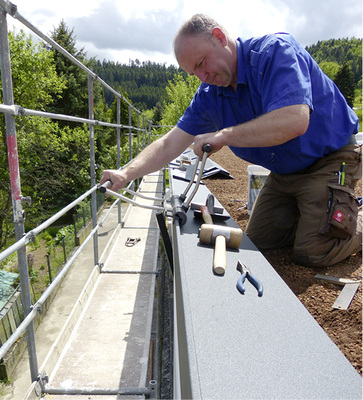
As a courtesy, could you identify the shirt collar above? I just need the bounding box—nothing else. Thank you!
[236,38,247,85]
[217,38,246,96]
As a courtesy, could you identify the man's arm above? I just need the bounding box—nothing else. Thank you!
[100,126,194,191]
[193,104,310,157]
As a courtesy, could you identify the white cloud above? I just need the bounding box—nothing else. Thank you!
[7,0,362,65]
[69,0,180,54]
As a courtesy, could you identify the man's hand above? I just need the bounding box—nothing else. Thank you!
[100,169,129,192]
[193,130,225,158]
[100,127,194,193]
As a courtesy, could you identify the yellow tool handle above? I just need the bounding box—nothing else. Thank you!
[213,235,226,275]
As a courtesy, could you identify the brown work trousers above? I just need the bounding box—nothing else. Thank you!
[246,144,362,267]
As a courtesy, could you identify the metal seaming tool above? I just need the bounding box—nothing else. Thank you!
[236,261,263,297]
[98,144,212,226]
[170,144,212,225]
[99,181,164,211]
[192,193,230,222]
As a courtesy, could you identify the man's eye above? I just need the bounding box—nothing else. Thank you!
[199,59,205,67]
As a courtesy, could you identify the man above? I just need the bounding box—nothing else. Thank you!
[101,14,361,267]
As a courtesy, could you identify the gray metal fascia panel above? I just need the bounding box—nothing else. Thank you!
[170,172,362,400]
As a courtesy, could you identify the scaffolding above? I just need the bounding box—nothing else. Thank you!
[0,2,362,399]
[0,1,165,397]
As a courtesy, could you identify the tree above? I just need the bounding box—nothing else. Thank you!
[94,88,136,170]
[334,62,356,107]
[306,38,362,89]
[91,58,184,110]
[160,73,200,128]
[152,102,164,125]
[0,30,66,248]
[18,120,90,219]
[319,61,341,81]
[49,20,89,126]
[1,30,66,110]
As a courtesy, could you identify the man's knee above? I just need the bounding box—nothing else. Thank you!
[293,232,362,268]
[293,251,327,268]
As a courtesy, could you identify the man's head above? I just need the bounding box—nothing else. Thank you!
[174,14,238,89]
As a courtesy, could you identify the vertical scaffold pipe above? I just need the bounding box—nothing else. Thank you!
[117,96,122,224]
[0,5,39,382]
[88,75,99,266]
[128,104,132,163]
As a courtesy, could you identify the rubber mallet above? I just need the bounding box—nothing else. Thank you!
[199,224,243,275]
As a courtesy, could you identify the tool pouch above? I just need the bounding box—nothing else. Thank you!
[319,183,359,239]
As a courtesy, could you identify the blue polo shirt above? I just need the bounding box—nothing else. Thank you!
[177,33,359,174]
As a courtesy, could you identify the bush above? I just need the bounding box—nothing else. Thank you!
[40,231,53,243]
[55,225,74,245]
[47,226,59,238]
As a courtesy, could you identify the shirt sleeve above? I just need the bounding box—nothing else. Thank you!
[176,85,220,136]
[252,35,314,114]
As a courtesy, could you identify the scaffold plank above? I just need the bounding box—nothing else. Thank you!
[43,172,163,398]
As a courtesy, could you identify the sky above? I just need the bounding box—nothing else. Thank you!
[7,0,362,66]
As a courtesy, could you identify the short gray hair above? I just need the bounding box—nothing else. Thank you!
[173,14,227,56]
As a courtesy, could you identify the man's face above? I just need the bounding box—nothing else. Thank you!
[176,28,237,89]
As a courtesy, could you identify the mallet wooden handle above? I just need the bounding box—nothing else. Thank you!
[214,235,226,275]
[200,207,225,274]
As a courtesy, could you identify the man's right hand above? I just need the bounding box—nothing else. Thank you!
[99,127,194,193]
[100,169,128,192]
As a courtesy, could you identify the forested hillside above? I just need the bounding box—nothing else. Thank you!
[306,38,362,85]
[306,38,362,109]
[92,37,362,113]
[91,59,186,111]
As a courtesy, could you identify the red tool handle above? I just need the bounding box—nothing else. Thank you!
[200,205,213,224]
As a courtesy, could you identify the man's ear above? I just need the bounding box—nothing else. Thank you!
[211,27,227,46]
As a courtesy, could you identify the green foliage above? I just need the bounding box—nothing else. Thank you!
[16,118,90,224]
[91,59,186,111]
[0,29,67,248]
[142,109,154,122]
[40,231,53,243]
[306,38,362,89]
[29,235,40,251]
[334,63,356,107]
[319,61,341,81]
[320,61,357,108]
[27,253,38,283]
[306,38,361,119]
[55,225,74,245]
[106,88,136,146]
[1,30,66,110]
[152,102,164,125]
[47,226,60,238]
[0,181,12,250]
[48,21,89,125]
[160,73,200,128]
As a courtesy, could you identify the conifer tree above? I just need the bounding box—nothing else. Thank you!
[334,62,355,108]
[49,20,89,125]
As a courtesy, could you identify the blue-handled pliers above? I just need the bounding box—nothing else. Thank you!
[236,261,264,297]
